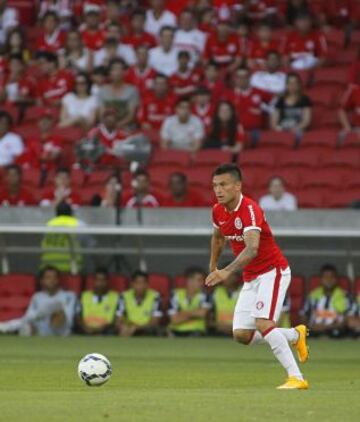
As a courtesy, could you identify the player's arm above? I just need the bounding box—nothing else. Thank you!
[205,229,260,286]
[209,227,226,272]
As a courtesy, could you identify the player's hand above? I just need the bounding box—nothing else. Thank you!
[205,269,228,287]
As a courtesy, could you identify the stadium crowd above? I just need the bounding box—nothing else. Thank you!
[0,263,360,338]
[0,0,359,208]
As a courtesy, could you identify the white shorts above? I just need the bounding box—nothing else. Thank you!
[233,267,291,331]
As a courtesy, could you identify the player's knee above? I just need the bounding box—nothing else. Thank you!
[255,318,275,334]
[233,329,252,345]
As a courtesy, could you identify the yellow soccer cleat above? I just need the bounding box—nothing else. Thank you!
[277,377,309,390]
[293,324,309,363]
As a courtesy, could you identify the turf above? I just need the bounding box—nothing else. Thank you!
[0,337,359,422]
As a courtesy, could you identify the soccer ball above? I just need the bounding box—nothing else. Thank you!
[78,353,112,386]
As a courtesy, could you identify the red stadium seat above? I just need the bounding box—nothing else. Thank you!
[85,171,113,186]
[0,295,31,312]
[174,275,186,289]
[151,150,191,168]
[149,273,171,302]
[307,86,339,108]
[52,127,84,144]
[79,185,102,205]
[288,276,306,325]
[308,276,351,293]
[22,168,41,188]
[59,274,83,295]
[321,150,360,169]
[325,189,360,208]
[193,150,233,167]
[354,278,360,296]
[239,149,276,169]
[300,130,338,149]
[259,131,295,149]
[186,167,213,189]
[314,67,348,87]
[324,28,345,47]
[341,132,360,148]
[301,169,344,190]
[85,274,128,292]
[70,168,85,187]
[271,169,302,191]
[242,167,279,190]
[149,166,176,189]
[297,188,327,208]
[0,274,36,297]
[278,149,320,169]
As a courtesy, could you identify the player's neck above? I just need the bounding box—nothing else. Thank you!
[224,194,242,212]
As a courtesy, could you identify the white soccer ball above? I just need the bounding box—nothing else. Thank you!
[78,353,112,386]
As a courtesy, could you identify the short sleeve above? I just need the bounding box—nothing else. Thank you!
[160,117,172,140]
[242,202,263,233]
[212,206,220,229]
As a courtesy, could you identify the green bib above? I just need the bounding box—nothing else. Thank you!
[41,216,82,272]
[171,289,206,333]
[81,291,119,328]
[310,287,347,313]
[213,286,239,324]
[123,289,158,326]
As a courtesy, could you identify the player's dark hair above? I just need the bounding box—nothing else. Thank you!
[56,201,73,217]
[95,266,110,278]
[320,264,338,275]
[212,163,242,181]
[184,266,206,279]
[131,270,149,281]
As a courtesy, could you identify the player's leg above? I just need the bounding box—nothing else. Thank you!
[232,281,257,344]
[253,267,309,389]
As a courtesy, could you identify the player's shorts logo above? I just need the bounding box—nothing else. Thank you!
[234,217,242,230]
[256,301,264,310]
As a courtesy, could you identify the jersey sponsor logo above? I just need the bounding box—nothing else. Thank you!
[234,217,243,230]
[225,235,244,242]
[248,205,256,225]
[256,301,264,310]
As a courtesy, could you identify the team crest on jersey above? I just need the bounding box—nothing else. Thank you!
[256,301,264,310]
[234,217,242,230]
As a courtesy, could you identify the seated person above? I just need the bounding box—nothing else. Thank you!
[40,167,82,207]
[168,267,210,336]
[0,266,76,336]
[283,12,327,70]
[259,176,297,211]
[125,45,157,96]
[204,101,245,155]
[91,174,121,207]
[0,110,24,167]
[16,108,63,172]
[162,172,206,207]
[247,22,278,69]
[117,270,162,337]
[191,87,214,135]
[124,170,161,208]
[211,270,241,336]
[270,73,312,137]
[348,295,360,338]
[339,83,360,135]
[160,97,204,152]
[169,50,201,98]
[250,51,286,95]
[0,164,34,206]
[301,264,351,338]
[76,267,119,335]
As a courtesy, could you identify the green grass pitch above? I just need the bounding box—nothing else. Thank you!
[0,336,359,422]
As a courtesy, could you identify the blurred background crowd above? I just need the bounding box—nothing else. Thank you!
[0,0,359,209]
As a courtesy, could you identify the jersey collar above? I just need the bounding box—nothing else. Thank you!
[234,194,243,212]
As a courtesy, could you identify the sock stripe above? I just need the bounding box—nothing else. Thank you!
[269,267,281,321]
[262,326,275,337]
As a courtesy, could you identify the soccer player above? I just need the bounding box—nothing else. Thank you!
[205,164,309,390]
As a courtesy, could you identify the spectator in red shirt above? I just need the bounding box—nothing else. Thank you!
[80,4,106,51]
[0,164,34,206]
[205,100,245,155]
[339,84,360,134]
[86,107,128,165]
[201,61,226,101]
[283,12,327,70]
[226,67,272,140]
[0,53,36,105]
[162,172,207,207]
[248,21,278,69]
[36,51,74,107]
[36,11,66,53]
[125,45,157,96]
[124,170,161,208]
[138,73,175,132]
[40,167,82,207]
[204,19,242,74]
[191,87,214,135]
[17,108,63,172]
[123,9,157,50]
[170,51,202,98]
